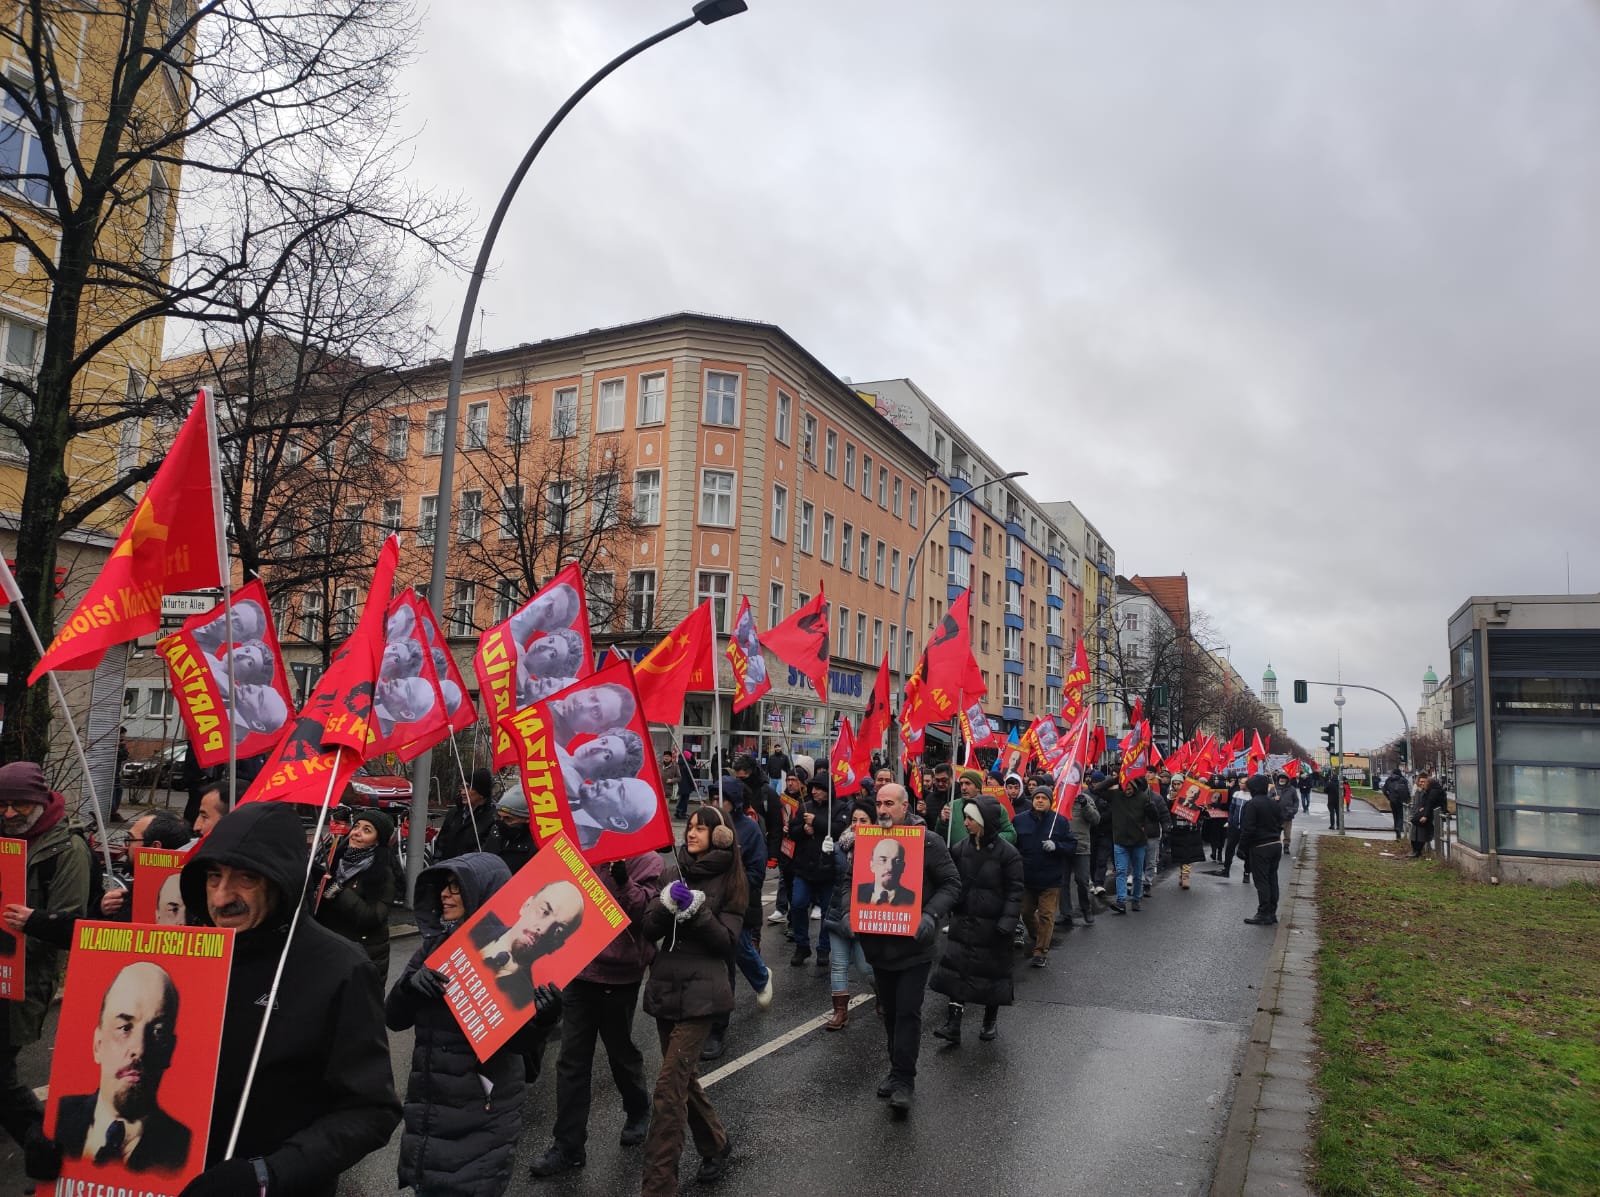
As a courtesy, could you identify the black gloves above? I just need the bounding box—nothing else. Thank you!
[531,983,561,1015]
[407,967,451,1000]
[179,1157,261,1196]
[21,1125,62,1181]
[915,913,937,944]
[610,859,630,888]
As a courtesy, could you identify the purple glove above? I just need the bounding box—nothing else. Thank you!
[670,880,694,909]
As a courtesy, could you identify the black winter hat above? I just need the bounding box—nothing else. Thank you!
[1246,774,1271,796]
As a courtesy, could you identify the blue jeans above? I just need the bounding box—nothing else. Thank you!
[734,928,769,991]
[828,936,873,993]
[1114,843,1147,904]
[789,876,831,954]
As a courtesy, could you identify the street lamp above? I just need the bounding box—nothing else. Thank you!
[887,470,1027,771]
[405,0,749,898]
[1333,686,1347,834]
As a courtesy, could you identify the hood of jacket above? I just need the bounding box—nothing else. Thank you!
[413,852,511,944]
[962,795,1005,846]
[180,803,312,928]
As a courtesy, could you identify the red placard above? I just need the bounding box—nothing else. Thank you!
[778,792,799,859]
[502,661,671,865]
[1172,778,1213,825]
[424,831,629,1062]
[726,596,772,713]
[45,923,234,1192]
[0,838,25,1001]
[849,825,925,937]
[130,848,191,926]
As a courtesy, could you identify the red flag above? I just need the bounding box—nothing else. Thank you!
[1283,758,1301,780]
[1129,696,1144,728]
[726,596,773,713]
[369,589,450,762]
[31,393,223,681]
[958,699,1000,749]
[1119,719,1152,789]
[763,587,830,698]
[405,592,478,744]
[1247,730,1267,776]
[1050,711,1092,813]
[1225,729,1246,757]
[241,537,399,805]
[1089,724,1107,765]
[852,654,891,776]
[633,601,716,725]
[924,589,985,703]
[156,578,293,768]
[1061,639,1090,723]
[475,563,595,768]
[1165,741,1190,775]
[830,716,862,796]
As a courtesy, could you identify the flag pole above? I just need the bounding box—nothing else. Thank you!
[224,744,345,1159]
[0,561,116,879]
[201,389,239,799]
[709,622,722,791]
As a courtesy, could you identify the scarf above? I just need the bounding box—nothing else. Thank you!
[334,843,378,885]
[18,791,66,843]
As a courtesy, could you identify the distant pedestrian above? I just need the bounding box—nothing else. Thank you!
[312,807,397,972]
[1011,787,1074,966]
[1296,773,1312,814]
[1383,768,1411,840]
[1274,773,1299,854]
[1106,776,1164,913]
[1163,781,1205,890]
[1324,771,1342,830]
[787,776,847,968]
[1063,779,1100,927]
[1239,775,1285,925]
[1201,780,1230,862]
[1208,777,1249,880]
[702,778,774,1062]
[1409,770,1448,858]
[1087,771,1115,898]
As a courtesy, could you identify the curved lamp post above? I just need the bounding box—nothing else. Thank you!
[406,0,749,897]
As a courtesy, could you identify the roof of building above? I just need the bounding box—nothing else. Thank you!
[1128,573,1191,631]
[1263,663,1277,681]
[1423,665,1438,684]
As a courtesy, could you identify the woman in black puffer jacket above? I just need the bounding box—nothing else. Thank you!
[313,808,397,972]
[386,852,551,1196]
[931,796,1024,1045]
[638,806,746,1197]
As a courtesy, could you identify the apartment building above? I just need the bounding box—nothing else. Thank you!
[1042,501,1118,730]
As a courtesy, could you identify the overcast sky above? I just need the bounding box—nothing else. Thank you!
[391,0,1599,751]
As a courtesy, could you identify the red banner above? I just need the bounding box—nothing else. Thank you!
[475,564,594,769]
[1171,778,1212,825]
[762,587,830,699]
[502,661,671,865]
[0,838,25,1001]
[959,700,1000,749]
[849,825,925,937]
[726,595,772,713]
[634,600,716,725]
[369,589,450,761]
[156,579,293,768]
[1061,639,1090,723]
[425,831,629,1062]
[407,592,478,744]
[45,923,234,1190]
[853,655,891,777]
[131,847,190,925]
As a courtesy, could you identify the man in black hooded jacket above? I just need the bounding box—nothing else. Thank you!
[174,803,400,1195]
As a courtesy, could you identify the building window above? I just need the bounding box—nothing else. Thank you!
[824,429,838,475]
[334,587,357,637]
[506,393,530,444]
[877,467,888,508]
[873,619,884,661]
[802,414,817,464]
[908,489,919,530]
[981,573,991,605]
[1004,673,1022,708]
[546,481,572,535]
[857,535,870,579]
[418,495,438,546]
[117,374,144,477]
[1005,626,1022,662]
[892,477,902,517]
[498,485,522,539]
[888,626,898,673]
[552,387,578,437]
[628,570,657,630]
[493,578,518,624]
[696,571,731,632]
[349,419,372,467]
[305,506,330,555]
[836,607,850,660]
[798,501,814,554]
[592,472,619,531]
[0,317,41,457]
[844,443,856,489]
[588,573,615,628]
[821,513,835,563]
[449,581,477,637]
[771,484,788,541]
[638,372,666,425]
[424,409,445,455]
[381,499,402,541]
[980,622,990,653]
[141,167,171,270]
[700,469,736,527]
[387,415,409,459]
[339,503,364,553]
[861,453,872,495]
[634,469,661,525]
[300,591,324,641]
[902,629,915,675]
[855,613,867,661]
[703,371,739,426]
[841,523,854,574]
[983,527,992,556]
[890,549,901,592]
[951,546,971,588]
[458,490,482,541]
[769,581,784,628]
[874,540,886,585]
[596,378,625,432]
[774,390,792,444]
[0,86,57,205]
[465,401,488,450]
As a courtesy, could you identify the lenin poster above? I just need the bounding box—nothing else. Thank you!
[849,825,925,937]
[502,660,672,866]
[425,831,629,1062]
[0,838,24,1000]
[45,922,234,1194]
[1171,778,1212,825]
[131,847,190,926]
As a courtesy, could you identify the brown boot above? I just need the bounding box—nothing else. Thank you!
[825,993,850,1031]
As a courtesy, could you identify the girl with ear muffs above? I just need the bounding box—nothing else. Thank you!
[636,805,746,1196]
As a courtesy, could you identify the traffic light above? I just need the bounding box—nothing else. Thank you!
[1293,679,1308,703]
[1321,723,1337,752]
[1397,739,1409,766]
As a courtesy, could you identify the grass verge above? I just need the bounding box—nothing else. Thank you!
[1312,837,1600,1196]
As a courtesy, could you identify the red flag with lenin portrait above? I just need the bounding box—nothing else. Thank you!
[958,699,1001,750]
[31,392,223,682]
[762,587,830,698]
[851,654,891,776]
[409,592,478,741]
[1119,719,1153,790]
[157,578,294,768]
[368,589,451,761]
[726,595,772,713]
[830,716,862,797]
[240,536,398,806]
[633,600,715,725]
[476,563,595,768]
[501,659,671,866]
[1050,711,1093,814]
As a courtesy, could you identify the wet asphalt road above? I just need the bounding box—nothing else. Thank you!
[5,796,1388,1195]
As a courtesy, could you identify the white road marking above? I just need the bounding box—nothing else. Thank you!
[700,994,872,1089]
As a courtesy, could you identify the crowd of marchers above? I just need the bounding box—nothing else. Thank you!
[0,748,1448,1196]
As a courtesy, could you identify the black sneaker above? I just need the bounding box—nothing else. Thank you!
[696,1137,732,1183]
[1109,901,1127,915]
[888,1085,914,1113]
[619,1109,650,1147]
[789,945,811,967]
[529,1145,585,1178]
[699,1029,726,1061]
[876,1074,896,1099]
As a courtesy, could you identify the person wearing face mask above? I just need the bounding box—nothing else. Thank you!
[492,782,538,875]
[166,803,400,1195]
[387,853,555,1196]
[0,762,91,1182]
[312,809,398,972]
[637,807,744,1195]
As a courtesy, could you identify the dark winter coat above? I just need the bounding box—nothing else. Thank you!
[931,799,1024,1008]
[1108,783,1165,848]
[1067,791,1100,856]
[1239,792,1286,852]
[577,853,664,985]
[494,820,537,876]
[859,814,961,972]
[1383,772,1412,806]
[312,841,397,971]
[387,853,525,1197]
[740,765,785,855]
[5,802,90,1046]
[787,797,850,883]
[641,844,743,1021]
[1412,780,1448,842]
[432,798,500,863]
[730,807,768,929]
[822,835,858,940]
[1011,804,1076,889]
[179,804,400,1195]
[1164,803,1206,866]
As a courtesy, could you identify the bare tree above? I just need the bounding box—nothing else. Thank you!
[0,0,456,760]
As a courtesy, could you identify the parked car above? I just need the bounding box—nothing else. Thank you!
[345,764,412,811]
[121,743,189,788]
